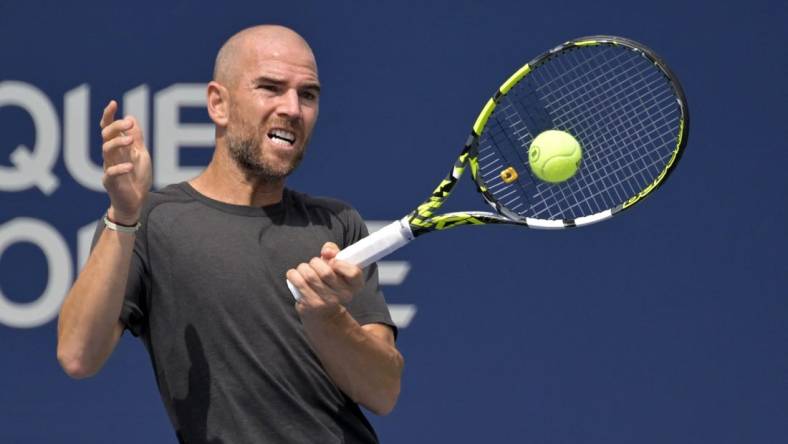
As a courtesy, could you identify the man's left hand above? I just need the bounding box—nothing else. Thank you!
[287,242,364,319]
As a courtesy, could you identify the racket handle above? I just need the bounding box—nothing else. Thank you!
[287,217,414,301]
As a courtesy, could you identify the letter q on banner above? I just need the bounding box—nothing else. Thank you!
[0,81,60,194]
[0,218,72,328]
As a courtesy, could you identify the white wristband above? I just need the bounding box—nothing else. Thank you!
[103,213,141,234]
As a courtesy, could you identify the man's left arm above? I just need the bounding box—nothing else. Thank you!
[287,242,404,416]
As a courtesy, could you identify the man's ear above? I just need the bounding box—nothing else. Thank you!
[207,81,229,127]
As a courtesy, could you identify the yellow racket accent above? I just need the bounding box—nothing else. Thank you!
[473,99,497,135]
[431,214,485,230]
[500,64,531,94]
[623,118,685,208]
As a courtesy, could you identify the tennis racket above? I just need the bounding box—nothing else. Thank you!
[288,35,689,300]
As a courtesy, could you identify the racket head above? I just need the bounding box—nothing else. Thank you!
[468,35,689,228]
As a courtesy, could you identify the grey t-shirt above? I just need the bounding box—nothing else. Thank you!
[107,182,394,444]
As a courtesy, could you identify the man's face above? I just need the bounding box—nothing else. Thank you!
[224,36,320,180]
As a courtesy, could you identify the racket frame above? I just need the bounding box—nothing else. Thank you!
[408,35,689,236]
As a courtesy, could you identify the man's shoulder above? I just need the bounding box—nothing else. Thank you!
[286,189,367,236]
[149,182,191,199]
[287,189,358,217]
[140,182,195,217]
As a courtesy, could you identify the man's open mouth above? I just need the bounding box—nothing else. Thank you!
[268,129,296,146]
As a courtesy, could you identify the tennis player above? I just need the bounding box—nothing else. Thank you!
[57,24,403,444]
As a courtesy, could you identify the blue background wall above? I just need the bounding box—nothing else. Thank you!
[1,0,786,442]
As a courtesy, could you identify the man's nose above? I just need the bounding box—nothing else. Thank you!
[277,88,302,118]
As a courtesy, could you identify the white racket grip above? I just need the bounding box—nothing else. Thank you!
[287,217,414,301]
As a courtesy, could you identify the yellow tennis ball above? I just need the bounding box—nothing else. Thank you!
[528,130,582,183]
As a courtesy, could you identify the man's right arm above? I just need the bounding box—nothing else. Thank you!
[56,227,135,378]
[56,100,152,378]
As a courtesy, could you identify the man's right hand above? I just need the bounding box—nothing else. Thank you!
[99,100,152,225]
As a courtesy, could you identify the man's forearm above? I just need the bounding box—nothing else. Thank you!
[301,306,404,415]
[56,227,134,378]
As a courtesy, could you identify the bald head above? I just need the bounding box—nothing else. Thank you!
[213,25,317,88]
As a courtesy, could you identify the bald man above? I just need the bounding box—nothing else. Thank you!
[57,25,403,443]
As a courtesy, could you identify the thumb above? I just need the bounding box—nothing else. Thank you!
[321,242,340,260]
[123,116,145,144]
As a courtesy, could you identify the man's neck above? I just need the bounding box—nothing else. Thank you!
[189,150,286,207]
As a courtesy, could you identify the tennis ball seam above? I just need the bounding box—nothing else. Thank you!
[528,130,582,183]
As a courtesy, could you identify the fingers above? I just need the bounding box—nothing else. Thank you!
[102,134,134,155]
[286,268,318,302]
[101,117,133,142]
[99,102,145,170]
[97,100,152,224]
[100,101,144,145]
[295,259,337,295]
[320,242,361,281]
[100,100,118,129]
[310,257,342,289]
[331,259,363,286]
[319,242,363,287]
[287,264,336,313]
[102,131,134,171]
[287,254,357,311]
[104,163,134,177]
[124,116,144,141]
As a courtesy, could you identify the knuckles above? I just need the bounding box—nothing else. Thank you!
[308,257,323,268]
[333,261,362,283]
[345,266,362,281]
[296,263,319,284]
[309,258,334,281]
[100,118,132,142]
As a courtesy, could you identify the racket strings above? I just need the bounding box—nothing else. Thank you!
[536,47,679,217]
[477,43,682,221]
[536,45,642,105]
[540,73,669,215]
[476,88,549,212]
[476,49,625,216]
[477,114,532,211]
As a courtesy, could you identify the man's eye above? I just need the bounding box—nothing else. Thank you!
[258,84,279,93]
[300,91,318,101]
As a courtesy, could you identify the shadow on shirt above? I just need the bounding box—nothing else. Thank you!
[173,324,224,444]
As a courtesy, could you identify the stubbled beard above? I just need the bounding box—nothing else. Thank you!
[226,124,305,182]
